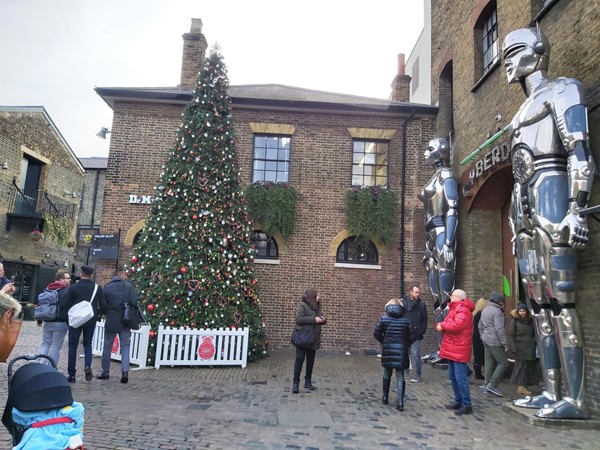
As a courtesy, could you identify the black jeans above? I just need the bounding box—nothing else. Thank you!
[293,346,316,383]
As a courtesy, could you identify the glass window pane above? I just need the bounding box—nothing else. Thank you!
[255,148,266,160]
[265,171,276,182]
[278,149,289,161]
[364,142,376,154]
[254,160,265,171]
[266,137,279,148]
[352,174,363,186]
[276,172,288,183]
[265,161,277,171]
[353,141,365,152]
[280,137,291,148]
[353,153,363,164]
[364,154,375,165]
[255,136,266,148]
[266,148,278,160]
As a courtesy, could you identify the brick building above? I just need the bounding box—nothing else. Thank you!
[95,19,438,352]
[428,0,600,412]
[0,106,85,315]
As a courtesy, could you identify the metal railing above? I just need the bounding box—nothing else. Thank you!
[7,180,76,220]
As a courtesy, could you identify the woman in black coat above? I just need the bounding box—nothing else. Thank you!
[373,299,415,411]
[292,289,326,394]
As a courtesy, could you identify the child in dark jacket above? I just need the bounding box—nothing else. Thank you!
[373,299,415,411]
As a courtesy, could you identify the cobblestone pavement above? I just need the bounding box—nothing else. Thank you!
[1,322,599,449]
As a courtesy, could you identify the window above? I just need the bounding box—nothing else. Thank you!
[352,140,389,187]
[482,8,499,74]
[251,231,278,259]
[336,237,378,264]
[252,135,290,183]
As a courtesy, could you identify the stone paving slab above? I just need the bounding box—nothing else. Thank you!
[0,322,598,449]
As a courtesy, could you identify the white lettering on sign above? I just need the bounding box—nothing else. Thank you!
[469,142,511,181]
[129,194,154,204]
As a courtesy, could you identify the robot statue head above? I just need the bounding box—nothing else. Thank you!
[502,27,550,84]
[424,138,450,167]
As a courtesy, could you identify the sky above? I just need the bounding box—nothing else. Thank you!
[0,0,424,158]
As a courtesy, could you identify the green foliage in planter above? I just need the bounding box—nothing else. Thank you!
[43,212,73,247]
[245,181,297,240]
[345,186,398,249]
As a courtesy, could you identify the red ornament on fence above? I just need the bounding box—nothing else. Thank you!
[197,335,216,360]
[111,336,120,355]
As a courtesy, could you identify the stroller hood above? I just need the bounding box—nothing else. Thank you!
[8,363,73,412]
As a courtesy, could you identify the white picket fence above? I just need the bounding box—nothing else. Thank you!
[154,325,249,369]
[92,320,151,369]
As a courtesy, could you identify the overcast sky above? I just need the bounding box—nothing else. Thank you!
[0,0,424,158]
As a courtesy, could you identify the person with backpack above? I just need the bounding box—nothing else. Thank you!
[36,270,71,366]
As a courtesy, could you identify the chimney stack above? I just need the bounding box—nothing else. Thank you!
[389,53,412,102]
[180,18,208,90]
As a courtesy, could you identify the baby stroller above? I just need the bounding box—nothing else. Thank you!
[2,354,84,449]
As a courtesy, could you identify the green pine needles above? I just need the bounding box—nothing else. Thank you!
[42,212,73,247]
[345,186,398,250]
[128,48,268,363]
[245,181,297,241]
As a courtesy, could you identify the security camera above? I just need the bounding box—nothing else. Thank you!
[495,115,502,122]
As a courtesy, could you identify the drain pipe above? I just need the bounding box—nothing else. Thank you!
[399,112,416,297]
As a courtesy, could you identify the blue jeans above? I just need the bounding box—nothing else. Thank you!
[39,321,68,366]
[68,324,95,376]
[102,329,131,374]
[409,339,422,378]
[448,360,471,407]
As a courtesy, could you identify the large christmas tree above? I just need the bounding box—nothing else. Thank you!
[128,48,268,363]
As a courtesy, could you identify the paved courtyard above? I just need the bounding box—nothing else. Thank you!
[1,321,598,449]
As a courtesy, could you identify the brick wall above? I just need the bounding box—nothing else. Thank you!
[98,98,437,352]
[430,0,600,413]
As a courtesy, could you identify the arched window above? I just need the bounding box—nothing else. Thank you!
[336,237,378,264]
[251,231,278,259]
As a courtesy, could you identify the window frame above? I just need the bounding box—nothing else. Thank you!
[335,236,379,267]
[351,139,390,188]
[251,230,279,261]
[252,134,291,183]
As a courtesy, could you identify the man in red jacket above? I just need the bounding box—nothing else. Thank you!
[436,289,475,415]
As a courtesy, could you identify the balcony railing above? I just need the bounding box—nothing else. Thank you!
[6,180,76,230]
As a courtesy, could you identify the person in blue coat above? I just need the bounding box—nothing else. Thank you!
[373,299,415,411]
[96,268,138,384]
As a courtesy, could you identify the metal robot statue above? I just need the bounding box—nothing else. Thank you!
[418,138,458,329]
[503,27,595,419]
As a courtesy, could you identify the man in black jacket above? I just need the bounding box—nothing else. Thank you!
[64,265,104,383]
[96,268,138,384]
[403,286,428,382]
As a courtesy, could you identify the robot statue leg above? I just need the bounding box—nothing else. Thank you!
[513,231,561,409]
[535,244,589,419]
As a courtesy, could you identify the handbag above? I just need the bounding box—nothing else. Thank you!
[291,327,316,348]
[122,303,146,330]
[0,309,22,362]
[68,284,98,328]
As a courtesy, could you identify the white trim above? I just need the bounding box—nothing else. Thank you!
[334,263,381,270]
[254,258,281,265]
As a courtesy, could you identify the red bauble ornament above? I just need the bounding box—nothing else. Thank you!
[147,304,155,312]
[180,267,188,274]
[131,256,138,263]
[170,321,175,327]
[149,330,156,338]
[192,214,198,220]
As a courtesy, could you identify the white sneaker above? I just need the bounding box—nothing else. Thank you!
[410,378,421,383]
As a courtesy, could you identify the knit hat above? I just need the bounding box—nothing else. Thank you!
[490,292,504,304]
[517,303,528,311]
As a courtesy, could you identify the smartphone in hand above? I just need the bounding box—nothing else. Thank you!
[10,275,16,283]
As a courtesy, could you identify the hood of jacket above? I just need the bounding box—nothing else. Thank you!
[47,280,68,291]
[385,303,406,318]
[0,291,22,316]
[449,297,475,313]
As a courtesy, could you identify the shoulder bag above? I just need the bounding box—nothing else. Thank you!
[68,284,98,328]
[291,326,316,349]
[121,283,145,330]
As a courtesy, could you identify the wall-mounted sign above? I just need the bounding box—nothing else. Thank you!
[468,141,510,181]
[78,227,100,248]
[92,234,120,247]
[129,194,154,204]
[91,247,119,260]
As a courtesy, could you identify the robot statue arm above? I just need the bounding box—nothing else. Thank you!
[442,176,458,263]
[554,89,596,248]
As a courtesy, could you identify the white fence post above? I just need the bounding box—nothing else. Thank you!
[92,320,150,369]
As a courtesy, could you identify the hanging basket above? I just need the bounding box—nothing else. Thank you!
[30,231,43,241]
